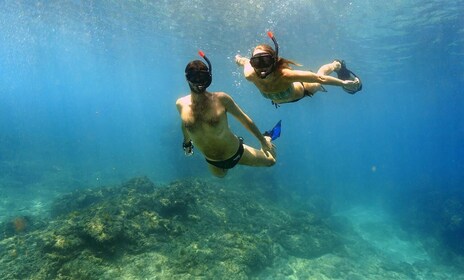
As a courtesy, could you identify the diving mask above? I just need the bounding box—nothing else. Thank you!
[251,31,280,79]
[186,70,211,86]
[250,53,275,69]
[185,50,212,92]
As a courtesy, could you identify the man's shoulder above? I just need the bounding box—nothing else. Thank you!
[213,92,238,109]
[176,94,190,107]
[214,91,233,101]
[176,94,190,102]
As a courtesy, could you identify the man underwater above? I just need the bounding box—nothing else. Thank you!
[176,51,279,177]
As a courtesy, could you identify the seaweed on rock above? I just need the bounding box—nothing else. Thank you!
[0,176,341,279]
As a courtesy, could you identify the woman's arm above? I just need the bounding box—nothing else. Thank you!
[235,54,249,66]
[235,55,255,80]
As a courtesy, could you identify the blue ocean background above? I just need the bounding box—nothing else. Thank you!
[1,0,463,278]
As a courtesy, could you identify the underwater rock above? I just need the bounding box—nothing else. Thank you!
[0,215,47,239]
[274,213,341,259]
[0,176,343,279]
[49,176,158,218]
[391,188,464,257]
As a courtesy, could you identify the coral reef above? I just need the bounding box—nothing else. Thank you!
[0,176,340,279]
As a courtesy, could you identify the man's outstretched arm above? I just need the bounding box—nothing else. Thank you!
[220,93,274,157]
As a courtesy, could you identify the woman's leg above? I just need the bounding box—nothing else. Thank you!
[317,60,341,75]
[298,61,342,96]
[301,82,327,97]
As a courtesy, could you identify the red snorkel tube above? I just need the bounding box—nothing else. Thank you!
[267,31,279,60]
[198,50,212,75]
[197,50,212,88]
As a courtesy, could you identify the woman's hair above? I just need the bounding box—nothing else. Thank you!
[253,44,301,73]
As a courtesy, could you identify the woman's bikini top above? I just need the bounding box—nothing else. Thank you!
[259,83,294,101]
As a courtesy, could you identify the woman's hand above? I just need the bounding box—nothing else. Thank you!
[235,54,247,66]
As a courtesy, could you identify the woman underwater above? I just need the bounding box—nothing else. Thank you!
[235,32,362,107]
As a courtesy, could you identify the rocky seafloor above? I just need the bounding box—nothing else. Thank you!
[1,177,463,279]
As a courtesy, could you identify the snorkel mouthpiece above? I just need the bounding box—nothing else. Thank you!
[259,71,268,79]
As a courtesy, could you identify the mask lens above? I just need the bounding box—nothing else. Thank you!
[250,54,275,69]
[186,70,210,85]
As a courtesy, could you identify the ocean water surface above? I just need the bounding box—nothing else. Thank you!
[1,0,463,279]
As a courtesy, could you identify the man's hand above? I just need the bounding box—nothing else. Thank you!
[183,140,194,156]
[261,136,276,159]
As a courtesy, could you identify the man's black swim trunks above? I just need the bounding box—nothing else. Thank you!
[205,137,244,169]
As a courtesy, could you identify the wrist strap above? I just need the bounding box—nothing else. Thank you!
[183,140,193,148]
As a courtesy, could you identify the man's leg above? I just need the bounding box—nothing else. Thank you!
[238,144,276,167]
[207,164,228,178]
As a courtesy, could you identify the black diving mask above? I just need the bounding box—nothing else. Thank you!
[186,70,211,86]
[252,31,280,79]
[185,50,212,91]
[250,53,275,69]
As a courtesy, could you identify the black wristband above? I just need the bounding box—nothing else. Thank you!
[183,140,193,149]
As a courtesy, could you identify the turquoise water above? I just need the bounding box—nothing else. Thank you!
[1,1,463,279]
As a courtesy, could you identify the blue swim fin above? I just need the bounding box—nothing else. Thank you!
[263,120,281,141]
